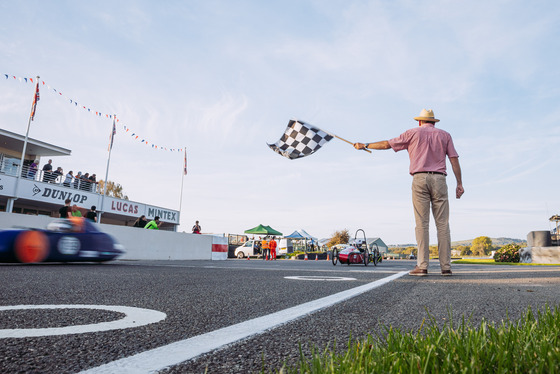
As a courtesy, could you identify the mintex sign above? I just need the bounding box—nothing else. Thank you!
[146,206,179,224]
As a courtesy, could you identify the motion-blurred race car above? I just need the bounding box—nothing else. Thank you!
[0,217,125,263]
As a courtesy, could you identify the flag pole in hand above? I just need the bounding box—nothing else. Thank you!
[329,133,372,153]
[295,121,372,154]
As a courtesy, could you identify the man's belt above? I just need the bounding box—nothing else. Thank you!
[414,171,446,176]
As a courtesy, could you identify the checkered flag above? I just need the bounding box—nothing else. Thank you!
[268,120,334,160]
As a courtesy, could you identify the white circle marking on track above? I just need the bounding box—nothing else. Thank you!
[284,276,356,281]
[0,305,166,338]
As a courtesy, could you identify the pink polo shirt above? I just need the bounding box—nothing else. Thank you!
[388,123,459,175]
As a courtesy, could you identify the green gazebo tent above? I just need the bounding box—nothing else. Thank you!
[244,224,283,236]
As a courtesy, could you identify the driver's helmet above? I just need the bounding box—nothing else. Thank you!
[354,239,366,251]
[47,220,74,233]
[47,217,84,233]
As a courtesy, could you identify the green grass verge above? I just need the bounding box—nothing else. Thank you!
[279,305,560,373]
[452,259,560,266]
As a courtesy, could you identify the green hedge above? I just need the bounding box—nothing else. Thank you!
[493,243,521,263]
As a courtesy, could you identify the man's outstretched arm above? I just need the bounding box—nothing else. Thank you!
[353,141,391,150]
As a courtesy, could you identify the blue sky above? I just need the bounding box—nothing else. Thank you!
[1,0,559,244]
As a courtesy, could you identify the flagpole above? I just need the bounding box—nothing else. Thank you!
[306,120,372,154]
[326,132,372,154]
[8,76,40,213]
[99,115,116,224]
[179,171,185,224]
[178,147,186,223]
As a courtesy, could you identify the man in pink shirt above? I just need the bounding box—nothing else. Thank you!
[354,109,464,276]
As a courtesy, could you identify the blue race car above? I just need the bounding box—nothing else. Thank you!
[0,217,125,263]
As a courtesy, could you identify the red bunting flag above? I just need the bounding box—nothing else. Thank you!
[30,80,40,121]
[183,149,187,175]
[108,117,116,151]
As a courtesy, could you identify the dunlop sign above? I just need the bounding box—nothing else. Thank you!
[19,181,94,206]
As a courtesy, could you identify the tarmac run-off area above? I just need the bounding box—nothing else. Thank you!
[1,259,559,373]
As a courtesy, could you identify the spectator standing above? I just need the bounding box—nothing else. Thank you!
[59,199,71,218]
[88,174,97,192]
[353,108,463,276]
[192,220,201,234]
[42,159,53,182]
[85,206,97,222]
[261,237,269,260]
[63,170,73,187]
[81,173,90,191]
[52,167,63,183]
[133,215,148,228]
[254,240,262,255]
[27,160,38,179]
[73,172,82,189]
[269,236,277,260]
[71,205,82,217]
[145,216,161,230]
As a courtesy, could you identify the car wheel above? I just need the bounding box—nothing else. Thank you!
[14,230,49,263]
[236,252,244,259]
[331,249,338,265]
[372,249,380,266]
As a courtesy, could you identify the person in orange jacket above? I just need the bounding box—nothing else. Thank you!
[261,237,269,260]
[268,236,278,260]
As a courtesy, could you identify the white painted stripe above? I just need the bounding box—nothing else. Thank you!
[284,276,356,281]
[80,271,408,374]
[0,305,166,338]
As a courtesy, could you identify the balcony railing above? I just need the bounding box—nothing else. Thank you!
[0,159,101,194]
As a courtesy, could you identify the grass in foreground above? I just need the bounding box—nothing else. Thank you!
[278,305,560,373]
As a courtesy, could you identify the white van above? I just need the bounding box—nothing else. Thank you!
[234,240,260,259]
[277,238,292,254]
[234,238,291,259]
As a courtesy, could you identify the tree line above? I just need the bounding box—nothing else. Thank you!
[325,231,527,257]
[390,236,527,257]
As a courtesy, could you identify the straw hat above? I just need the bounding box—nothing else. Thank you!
[413,109,439,122]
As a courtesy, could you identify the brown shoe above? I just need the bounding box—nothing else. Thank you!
[409,266,428,276]
[441,270,452,276]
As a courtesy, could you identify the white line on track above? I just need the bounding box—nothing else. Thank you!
[0,305,166,338]
[80,271,408,374]
[284,275,356,281]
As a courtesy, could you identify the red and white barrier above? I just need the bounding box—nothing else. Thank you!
[211,236,228,261]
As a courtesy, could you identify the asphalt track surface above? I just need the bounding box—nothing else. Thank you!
[1,258,560,373]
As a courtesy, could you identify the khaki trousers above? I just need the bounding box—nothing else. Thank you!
[411,173,451,271]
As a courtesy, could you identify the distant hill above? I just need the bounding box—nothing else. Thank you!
[452,237,526,247]
[389,237,525,248]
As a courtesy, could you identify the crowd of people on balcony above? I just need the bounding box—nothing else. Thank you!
[21,159,99,193]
